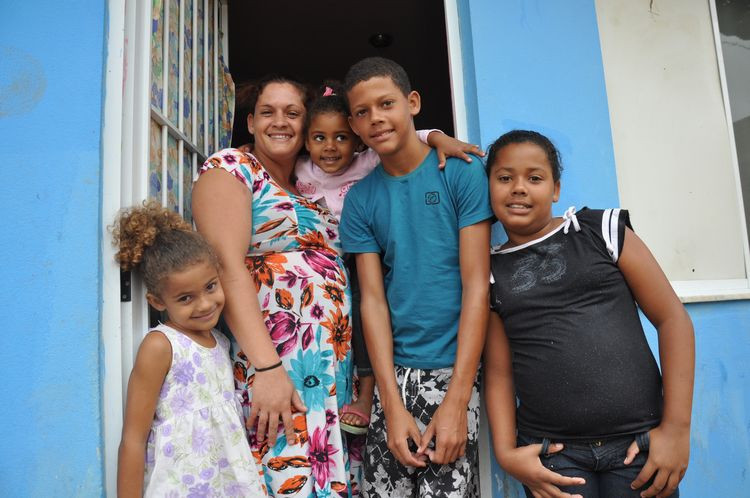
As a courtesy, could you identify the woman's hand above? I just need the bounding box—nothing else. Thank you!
[247,366,307,447]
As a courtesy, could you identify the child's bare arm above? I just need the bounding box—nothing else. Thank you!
[356,252,426,468]
[117,332,172,498]
[484,312,585,497]
[424,131,484,169]
[418,221,489,464]
[618,227,695,497]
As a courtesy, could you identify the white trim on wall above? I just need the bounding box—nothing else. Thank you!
[444,0,469,142]
[203,0,209,154]
[443,2,493,497]
[213,0,220,151]
[128,0,153,369]
[101,1,126,495]
[673,279,750,303]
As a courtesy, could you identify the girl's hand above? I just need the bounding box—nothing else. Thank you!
[499,443,585,498]
[384,403,429,468]
[427,131,485,169]
[627,424,689,497]
[247,366,306,447]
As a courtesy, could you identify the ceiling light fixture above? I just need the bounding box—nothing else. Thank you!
[368,33,393,48]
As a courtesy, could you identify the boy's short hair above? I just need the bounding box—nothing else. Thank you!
[343,57,411,96]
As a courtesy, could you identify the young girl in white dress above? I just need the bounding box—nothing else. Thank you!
[113,202,265,497]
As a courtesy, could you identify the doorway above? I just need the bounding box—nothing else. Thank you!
[226,0,456,147]
[101,0,477,494]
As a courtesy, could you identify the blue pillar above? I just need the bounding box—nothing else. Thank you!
[0,1,105,495]
[458,2,619,495]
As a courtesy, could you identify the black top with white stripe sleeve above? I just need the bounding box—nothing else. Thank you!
[489,207,663,440]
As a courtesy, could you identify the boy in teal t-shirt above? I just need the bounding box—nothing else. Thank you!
[339,57,493,497]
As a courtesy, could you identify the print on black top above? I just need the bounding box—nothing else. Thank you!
[489,208,663,440]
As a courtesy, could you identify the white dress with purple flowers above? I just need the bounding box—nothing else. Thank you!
[144,323,265,497]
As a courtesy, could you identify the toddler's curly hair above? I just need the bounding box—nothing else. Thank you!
[111,201,218,295]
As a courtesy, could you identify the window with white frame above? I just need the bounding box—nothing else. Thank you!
[101,0,232,494]
[595,0,750,301]
[146,0,233,327]
[715,0,750,251]
[148,0,234,220]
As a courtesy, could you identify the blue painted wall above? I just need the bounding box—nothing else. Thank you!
[0,1,105,496]
[458,1,750,496]
[463,0,619,217]
[649,301,750,495]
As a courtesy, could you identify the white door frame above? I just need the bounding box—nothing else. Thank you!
[445,0,470,142]
[443,2,494,497]
[102,1,479,496]
[101,0,154,493]
[101,1,126,494]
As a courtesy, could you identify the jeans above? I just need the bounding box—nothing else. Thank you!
[517,432,678,498]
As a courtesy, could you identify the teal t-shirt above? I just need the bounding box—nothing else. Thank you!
[339,149,493,369]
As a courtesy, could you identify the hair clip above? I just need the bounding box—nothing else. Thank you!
[323,86,335,97]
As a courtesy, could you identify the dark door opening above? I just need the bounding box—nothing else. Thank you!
[227,0,455,147]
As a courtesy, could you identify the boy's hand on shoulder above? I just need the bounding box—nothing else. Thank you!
[499,443,585,498]
[628,424,689,497]
[427,131,484,169]
[418,396,468,464]
[384,403,428,468]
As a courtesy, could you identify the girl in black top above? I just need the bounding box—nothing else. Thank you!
[484,130,694,498]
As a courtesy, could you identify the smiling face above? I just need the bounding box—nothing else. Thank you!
[489,141,561,246]
[148,260,225,336]
[305,112,358,174]
[247,82,306,164]
[346,76,420,158]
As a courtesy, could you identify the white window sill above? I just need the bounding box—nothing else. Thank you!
[671,279,750,303]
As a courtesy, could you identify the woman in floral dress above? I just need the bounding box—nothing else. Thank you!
[193,76,358,496]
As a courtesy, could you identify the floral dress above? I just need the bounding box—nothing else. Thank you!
[199,149,359,497]
[144,324,265,497]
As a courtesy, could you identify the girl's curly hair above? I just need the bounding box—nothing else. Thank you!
[111,201,217,295]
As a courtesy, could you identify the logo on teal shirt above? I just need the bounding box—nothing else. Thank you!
[425,192,440,205]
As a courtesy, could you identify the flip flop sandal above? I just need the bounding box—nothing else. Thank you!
[340,404,370,435]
